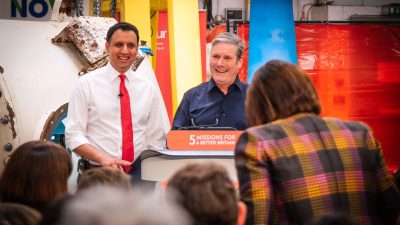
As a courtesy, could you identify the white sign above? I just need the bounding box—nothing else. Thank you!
[0,0,56,21]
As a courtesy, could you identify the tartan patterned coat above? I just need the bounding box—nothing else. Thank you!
[235,113,400,225]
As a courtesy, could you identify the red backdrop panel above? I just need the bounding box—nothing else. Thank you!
[155,11,172,123]
[296,24,400,169]
[237,23,249,82]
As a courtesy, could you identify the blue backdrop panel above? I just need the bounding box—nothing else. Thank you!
[248,0,297,82]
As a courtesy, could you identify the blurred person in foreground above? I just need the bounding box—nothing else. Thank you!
[0,140,72,212]
[57,185,191,225]
[235,60,400,225]
[38,194,74,225]
[168,163,247,225]
[172,32,248,130]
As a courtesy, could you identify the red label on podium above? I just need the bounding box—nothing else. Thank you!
[167,130,244,150]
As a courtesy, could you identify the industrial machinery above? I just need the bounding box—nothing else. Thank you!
[0,19,83,167]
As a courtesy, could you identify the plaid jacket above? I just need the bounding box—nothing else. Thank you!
[235,113,400,225]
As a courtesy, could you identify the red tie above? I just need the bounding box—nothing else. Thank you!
[119,74,134,172]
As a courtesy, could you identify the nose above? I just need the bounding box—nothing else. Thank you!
[216,58,224,66]
[121,44,129,53]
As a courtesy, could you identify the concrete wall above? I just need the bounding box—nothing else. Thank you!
[199,0,400,21]
[294,0,400,20]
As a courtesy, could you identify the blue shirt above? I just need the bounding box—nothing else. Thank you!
[172,77,248,130]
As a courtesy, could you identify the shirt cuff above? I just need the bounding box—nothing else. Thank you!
[66,135,89,151]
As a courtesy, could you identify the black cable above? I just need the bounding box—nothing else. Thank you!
[204,0,215,29]
[207,0,214,22]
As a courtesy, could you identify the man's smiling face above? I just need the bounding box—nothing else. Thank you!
[105,29,138,74]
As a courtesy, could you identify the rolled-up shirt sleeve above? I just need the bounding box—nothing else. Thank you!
[64,79,90,151]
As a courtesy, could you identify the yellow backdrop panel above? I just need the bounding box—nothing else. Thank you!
[167,0,202,115]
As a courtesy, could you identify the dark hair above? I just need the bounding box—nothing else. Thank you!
[106,22,139,44]
[39,194,74,225]
[168,163,238,225]
[0,141,72,212]
[77,167,131,191]
[0,203,41,225]
[246,60,321,126]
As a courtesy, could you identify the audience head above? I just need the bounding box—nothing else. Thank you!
[58,186,191,225]
[168,163,246,225]
[77,167,131,191]
[246,60,321,126]
[0,202,42,225]
[307,213,360,225]
[0,140,72,212]
[38,194,74,225]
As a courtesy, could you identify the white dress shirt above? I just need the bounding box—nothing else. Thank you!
[65,62,169,163]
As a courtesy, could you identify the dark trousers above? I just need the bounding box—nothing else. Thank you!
[128,158,142,184]
[128,158,155,188]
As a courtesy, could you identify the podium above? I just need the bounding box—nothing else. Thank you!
[141,130,243,183]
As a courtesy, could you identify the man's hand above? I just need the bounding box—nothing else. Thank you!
[74,143,132,169]
[98,156,132,168]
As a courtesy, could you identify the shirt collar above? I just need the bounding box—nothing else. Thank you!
[207,76,245,93]
[106,63,134,82]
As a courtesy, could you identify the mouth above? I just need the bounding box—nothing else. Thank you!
[118,55,130,61]
[214,67,228,73]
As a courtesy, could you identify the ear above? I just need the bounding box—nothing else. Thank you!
[237,201,247,225]
[237,56,243,68]
[105,42,110,55]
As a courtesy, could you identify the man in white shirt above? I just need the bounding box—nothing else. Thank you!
[65,22,169,182]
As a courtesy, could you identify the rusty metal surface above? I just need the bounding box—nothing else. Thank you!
[0,67,18,175]
[6,101,16,139]
[52,16,117,64]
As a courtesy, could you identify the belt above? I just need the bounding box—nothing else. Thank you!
[86,161,101,170]
[77,158,101,174]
